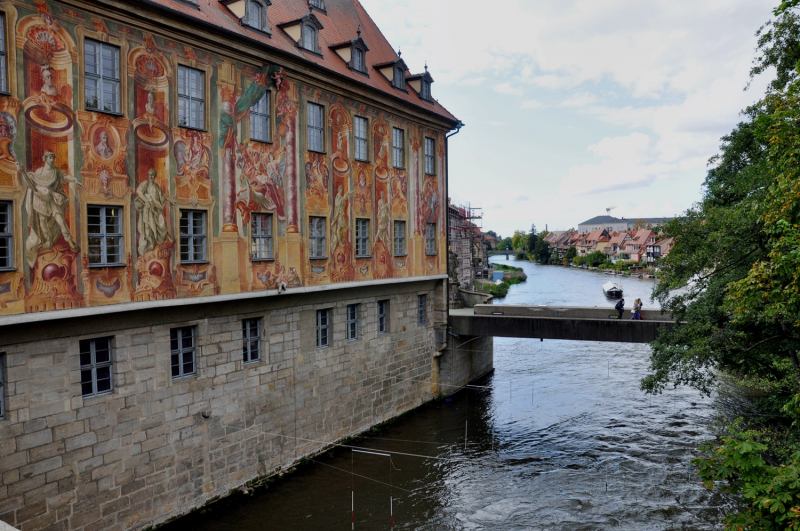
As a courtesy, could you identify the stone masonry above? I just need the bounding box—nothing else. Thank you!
[0,279,444,531]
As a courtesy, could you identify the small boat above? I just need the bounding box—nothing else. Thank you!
[603,281,623,298]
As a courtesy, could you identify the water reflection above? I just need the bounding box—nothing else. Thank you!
[162,261,739,530]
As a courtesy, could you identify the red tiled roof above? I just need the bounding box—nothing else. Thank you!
[145,0,458,124]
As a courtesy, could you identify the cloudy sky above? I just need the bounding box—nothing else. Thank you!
[360,0,776,237]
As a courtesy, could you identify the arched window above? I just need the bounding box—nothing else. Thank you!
[246,0,269,32]
[302,24,318,53]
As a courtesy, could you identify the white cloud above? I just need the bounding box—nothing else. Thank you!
[521,99,545,109]
[559,93,598,107]
[493,83,523,96]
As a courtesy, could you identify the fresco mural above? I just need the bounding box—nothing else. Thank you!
[0,0,448,316]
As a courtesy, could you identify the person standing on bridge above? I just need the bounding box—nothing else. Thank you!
[615,298,625,319]
[631,298,643,320]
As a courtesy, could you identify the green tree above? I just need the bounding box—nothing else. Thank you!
[499,237,513,250]
[564,246,577,264]
[644,3,800,527]
[511,230,527,250]
[533,232,551,264]
[585,250,606,267]
[527,232,538,254]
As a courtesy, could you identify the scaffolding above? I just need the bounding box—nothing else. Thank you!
[448,200,486,292]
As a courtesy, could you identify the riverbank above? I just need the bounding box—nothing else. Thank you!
[476,263,527,298]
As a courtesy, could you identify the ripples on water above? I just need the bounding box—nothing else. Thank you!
[163,261,743,530]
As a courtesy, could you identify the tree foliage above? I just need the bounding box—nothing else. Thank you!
[511,230,527,250]
[644,3,800,527]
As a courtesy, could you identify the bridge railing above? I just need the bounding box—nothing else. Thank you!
[472,304,674,322]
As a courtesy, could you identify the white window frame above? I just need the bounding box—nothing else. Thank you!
[316,309,330,348]
[250,91,271,142]
[425,137,435,175]
[79,337,114,398]
[0,201,12,270]
[417,294,427,326]
[246,0,270,32]
[242,318,261,363]
[87,205,123,267]
[421,80,430,101]
[377,300,389,334]
[354,116,368,161]
[309,216,326,258]
[177,65,205,130]
[251,212,274,260]
[355,218,370,257]
[307,102,324,152]
[346,303,359,341]
[310,0,325,8]
[426,223,436,255]
[393,220,406,256]
[0,13,7,94]
[84,39,121,114]
[352,46,365,73]
[179,210,207,263]
[170,326,196,379]
[392,127,404,169]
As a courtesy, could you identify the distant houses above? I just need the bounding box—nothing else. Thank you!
[577,215,673,234]
[541,227,674,265]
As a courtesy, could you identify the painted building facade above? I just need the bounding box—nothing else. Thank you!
[0,0,461,529]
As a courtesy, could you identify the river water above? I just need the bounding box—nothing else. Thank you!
[163,260,742,530]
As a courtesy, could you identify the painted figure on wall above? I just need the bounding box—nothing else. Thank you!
[17,152,81,267]
[40,64,59,97]
[236,143,287,224]
[376,191,390,245]
[94,130,114,160]
[134,169,172,255]
[0,112,18,162]
[175,130,210,179]
[330,185,354,253]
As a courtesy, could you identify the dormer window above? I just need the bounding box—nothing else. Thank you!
[309,0,325,9]
[245,0,270,33]
[353,47,365,73]
[393,65,405,90]
[407,67,434,102]
[420,79,430,100]
[302,24,318,52]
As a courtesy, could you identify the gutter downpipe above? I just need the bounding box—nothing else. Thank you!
[445,120,464,316]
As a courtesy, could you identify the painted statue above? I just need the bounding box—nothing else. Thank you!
[330,185,354,253]
[16,152,81,267]
[376,191,390,245]
[134,169,172,255]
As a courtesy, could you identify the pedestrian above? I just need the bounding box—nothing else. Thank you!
[615,298,625,319]
[631,298,643,320]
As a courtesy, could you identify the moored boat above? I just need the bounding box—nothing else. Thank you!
[603,281,623,298]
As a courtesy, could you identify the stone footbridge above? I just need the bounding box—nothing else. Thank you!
[449,305,674,343]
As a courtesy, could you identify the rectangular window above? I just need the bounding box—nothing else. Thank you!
[251,213,273,260]
[310,0,324,8]
[179,210,207,263]
[87,205,123,266]
[247,1,263,30]
[0,201,11,270]
[170,326,196,379]
[426,223,436,255]
[307,102,324,152]
[84,39,120,114]
[346,303,359,341]
[178,65,205,130]
[0,353,5,419]
[425,137,435,174]
[377,300,389,334]
[417,294,427,326]
[392,127,405,168]
[354,116,368,161]
[352,47,365,73]
[0,13,7,94]
[242,318,261,363]
[355,218,370,257]
[250,91,270,142]
[309,216,326,258]
[393,220,406,256]
[79,337,113,398]
[316,309,330,348]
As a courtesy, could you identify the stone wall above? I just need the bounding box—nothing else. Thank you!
[437,335,494,394]
[0,279,444,531]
